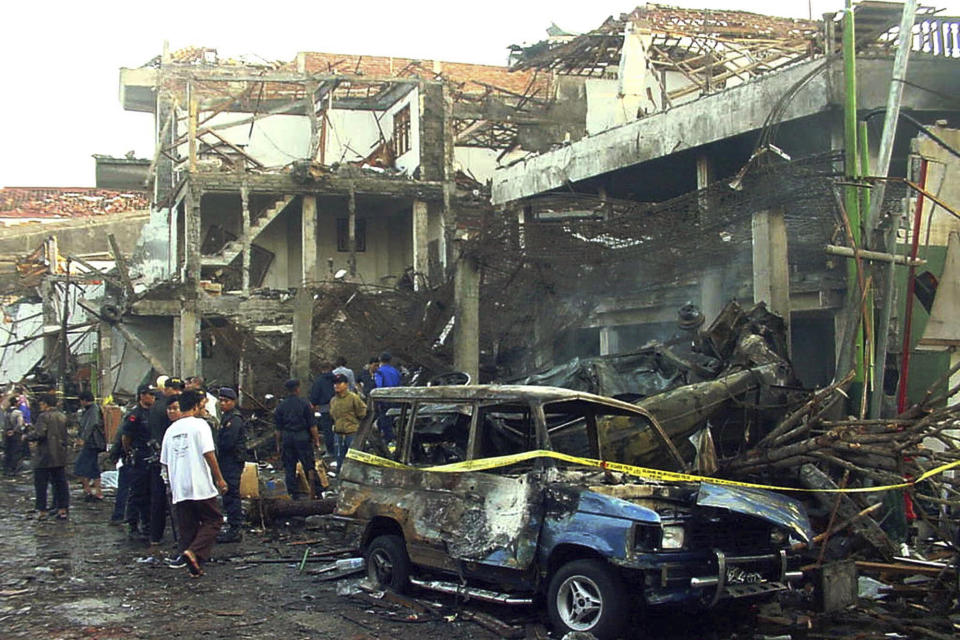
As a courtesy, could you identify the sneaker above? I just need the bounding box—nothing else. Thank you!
[166,554,188,569]
[127,527,147,542]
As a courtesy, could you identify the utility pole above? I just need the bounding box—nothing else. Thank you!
[867,0,919,419]
[834,0,864,400]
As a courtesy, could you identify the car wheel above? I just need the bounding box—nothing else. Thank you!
[364,534,411,593]
[547,559,629,640]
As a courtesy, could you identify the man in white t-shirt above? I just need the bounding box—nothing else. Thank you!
[160,390,227,577]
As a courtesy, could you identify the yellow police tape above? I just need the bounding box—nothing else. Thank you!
[345,448,960,494]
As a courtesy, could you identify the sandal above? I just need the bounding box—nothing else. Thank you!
[183,550,204,577]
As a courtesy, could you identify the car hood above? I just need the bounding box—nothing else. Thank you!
[571,489,660,523]
[696,483,813,543]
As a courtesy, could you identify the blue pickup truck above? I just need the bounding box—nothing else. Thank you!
[333,385,812,639]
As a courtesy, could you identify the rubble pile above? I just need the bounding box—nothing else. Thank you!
[510,299,959,636]
[725,376,960,515]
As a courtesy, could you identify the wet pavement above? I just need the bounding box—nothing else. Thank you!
[0,469,762,639]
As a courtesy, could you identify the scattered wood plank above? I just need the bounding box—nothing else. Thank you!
[856,561,956,577]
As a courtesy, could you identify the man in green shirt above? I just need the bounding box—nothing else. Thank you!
[329,374,366,472]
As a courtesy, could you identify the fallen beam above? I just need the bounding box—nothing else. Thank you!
[825,244,925,266]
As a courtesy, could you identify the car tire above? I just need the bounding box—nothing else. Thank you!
[364,534,411,593]
[547,559,629,640]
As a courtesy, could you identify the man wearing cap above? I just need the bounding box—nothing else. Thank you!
[121,384,156,541]
[373,352,401,442]
[216,387,246,542]
[146,377,184,545]
[329,374,366,472]
[274,379,321,500]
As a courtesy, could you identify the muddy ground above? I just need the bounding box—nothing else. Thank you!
[0,467,782,640]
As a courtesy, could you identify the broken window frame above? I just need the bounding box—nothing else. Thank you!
[392,104,411,157]
[403,401,476,467]
[336,217,366,252]
[542,399,601,459]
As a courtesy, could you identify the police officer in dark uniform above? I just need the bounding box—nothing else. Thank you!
[216,387,246,542]
[121,384,156,541]
[146,377,184,545]
[274,379,321,500]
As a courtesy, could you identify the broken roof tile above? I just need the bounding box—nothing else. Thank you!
[0,187,150,220]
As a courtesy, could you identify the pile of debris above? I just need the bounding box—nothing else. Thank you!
[510,299,959,637]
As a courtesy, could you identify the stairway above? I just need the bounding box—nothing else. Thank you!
[202,194,295,267]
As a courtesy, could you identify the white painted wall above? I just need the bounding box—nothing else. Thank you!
[184,113,312,169]
[322,87,420,174]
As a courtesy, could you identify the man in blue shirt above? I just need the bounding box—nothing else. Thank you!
[373,352,401,442]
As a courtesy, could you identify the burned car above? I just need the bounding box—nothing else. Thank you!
[333,385,812,639]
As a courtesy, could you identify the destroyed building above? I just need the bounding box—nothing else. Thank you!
[9,3,959,413]
[95,43,587,397]
[480,2,960,417]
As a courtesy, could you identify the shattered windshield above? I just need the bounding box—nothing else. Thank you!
[543,399,685,473]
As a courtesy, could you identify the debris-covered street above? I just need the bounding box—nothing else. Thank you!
[0,470,767,640]
[2,1,960,639]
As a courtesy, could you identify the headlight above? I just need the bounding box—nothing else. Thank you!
[661,525,685,550]
[769,528,787,545]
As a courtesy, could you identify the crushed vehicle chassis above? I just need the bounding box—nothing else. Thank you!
[331,385,812,639]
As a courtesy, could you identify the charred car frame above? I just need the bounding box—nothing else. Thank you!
[332,385,812,639]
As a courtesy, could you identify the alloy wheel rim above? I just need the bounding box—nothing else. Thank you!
[556,574,604,630]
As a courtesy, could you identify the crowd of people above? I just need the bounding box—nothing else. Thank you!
[0,351,404,578]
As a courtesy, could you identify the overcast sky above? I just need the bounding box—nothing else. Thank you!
[2,0,956,188]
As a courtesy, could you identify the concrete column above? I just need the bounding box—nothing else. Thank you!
[241,184,251,295]
[40,278,59,370]
[180,187,202,377]
[599,326,621,356]
[454,249,480,383]
[301,194,318,284]
[412,200,429,289]
[179,301,200,377]
[696,154,724,324]
[700,268,725,325]
[98,322,113,400]
[290,287,313,382]
[172,316,182,376]
[291,194,318,382]
[752,208,791,346]
[183,189,202,287]
[347,186,357,277]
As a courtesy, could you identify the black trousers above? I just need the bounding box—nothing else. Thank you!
[281,433,316,498]
[34,466,69,512]
[126,460,151,530]
[3,434,21,475]
[148,464,168,543]
[220,459,244,529]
